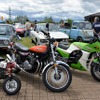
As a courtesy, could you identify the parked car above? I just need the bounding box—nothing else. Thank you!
[30,23,69,45]
[59,21,93,42]
[15,24,25,37]
[0,20,5,24]
[0,24,17,49]
[14,23,21,28]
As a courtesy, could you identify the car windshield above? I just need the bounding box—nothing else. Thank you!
[17,25,25,28]
[78,22,92,30]
[0,25,7,35]
[36,23,59,31]
[0,25,14,36]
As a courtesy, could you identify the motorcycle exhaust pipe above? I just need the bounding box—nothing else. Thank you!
[16,64,35,76]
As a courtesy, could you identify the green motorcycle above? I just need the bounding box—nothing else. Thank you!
[56,37,100,81]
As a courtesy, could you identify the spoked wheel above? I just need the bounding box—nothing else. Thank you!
[91,62,100,81]
[3,76,21,95]
[42,64,72,92]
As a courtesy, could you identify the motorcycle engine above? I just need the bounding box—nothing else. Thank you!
[22,58,41,73]
[22,60,32,70]
[16,53,41,73]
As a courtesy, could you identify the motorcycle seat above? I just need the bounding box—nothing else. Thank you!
[58,43,69,50]
[0,57,4,61]
[14,43,29,52]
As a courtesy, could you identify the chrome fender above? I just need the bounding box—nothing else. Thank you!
[42,60,69,74]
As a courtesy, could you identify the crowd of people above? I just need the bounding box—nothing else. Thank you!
[5,17,100,39]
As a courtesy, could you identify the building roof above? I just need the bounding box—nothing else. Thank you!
[84,12,100,23]
[85,12,100,18]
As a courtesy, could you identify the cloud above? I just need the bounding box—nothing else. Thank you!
[0,0,99,21]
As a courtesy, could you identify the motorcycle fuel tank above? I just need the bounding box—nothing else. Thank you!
[29,45,47,53]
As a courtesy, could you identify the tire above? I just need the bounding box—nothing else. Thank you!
[77,36,83,42]
[42,63,72,92]
[3,76,21,95]
[91,62,100,81]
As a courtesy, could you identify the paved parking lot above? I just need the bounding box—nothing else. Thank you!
[0,69,100,100]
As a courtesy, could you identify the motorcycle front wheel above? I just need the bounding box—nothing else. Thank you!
[42,63,72,92]
[91,62,100,81]
[3,76,21,95]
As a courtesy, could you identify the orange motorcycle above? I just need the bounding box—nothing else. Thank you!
[9,24,72,92]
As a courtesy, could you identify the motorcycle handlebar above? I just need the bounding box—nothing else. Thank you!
[41,30,56,44]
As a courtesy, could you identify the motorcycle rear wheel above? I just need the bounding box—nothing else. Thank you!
[42,63,72,92]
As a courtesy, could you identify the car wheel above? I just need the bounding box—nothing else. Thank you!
[77,37,83,42]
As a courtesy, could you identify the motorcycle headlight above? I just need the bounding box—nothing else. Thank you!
[40,39,48,43]
[4,40,9,45]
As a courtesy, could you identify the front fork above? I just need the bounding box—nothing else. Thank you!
[50,44,58,75]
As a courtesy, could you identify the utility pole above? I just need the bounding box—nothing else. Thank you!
[9,7,11,20]
[20,6,23,23]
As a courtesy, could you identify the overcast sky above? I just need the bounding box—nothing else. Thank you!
[0,0,100,21]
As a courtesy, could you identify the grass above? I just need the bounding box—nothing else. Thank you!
[0,37,35,58]
[18,37,35,48]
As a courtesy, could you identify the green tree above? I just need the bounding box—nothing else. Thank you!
[67,19,73,27]
[14,16,29,24]
[43,17,54,23]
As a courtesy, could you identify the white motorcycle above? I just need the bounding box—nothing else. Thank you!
[0,54,21,95]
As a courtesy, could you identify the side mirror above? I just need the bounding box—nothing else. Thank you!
[46,23,49,31]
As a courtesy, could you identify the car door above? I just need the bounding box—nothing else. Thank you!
[9,26,17,42]
[70,22,79,40]
[59,27,71,37]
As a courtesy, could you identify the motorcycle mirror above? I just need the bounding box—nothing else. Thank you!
[16,35,22,40]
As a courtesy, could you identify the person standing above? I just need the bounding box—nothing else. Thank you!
[24,19,31,37]
[34,20,37,31]
[92,17,100,37]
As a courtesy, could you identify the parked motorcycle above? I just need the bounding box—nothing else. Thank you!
[9,24,72,92]
[0,54,21,95]
[56,36,100,81]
